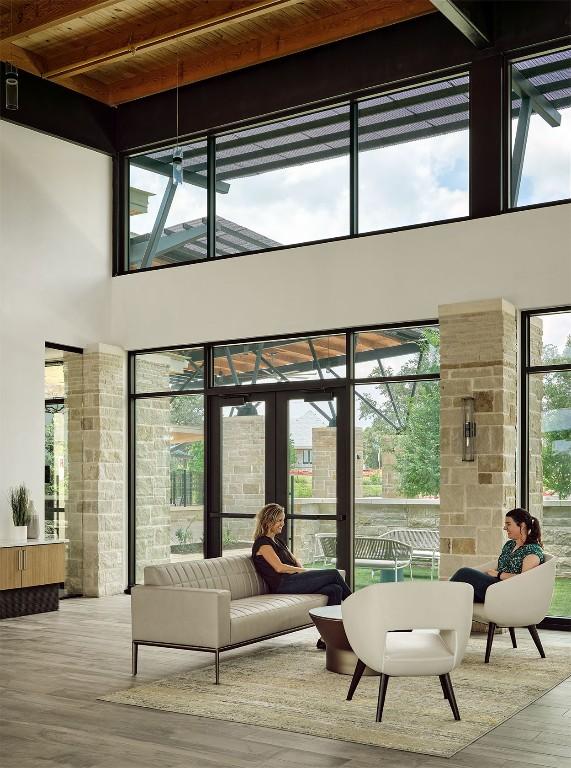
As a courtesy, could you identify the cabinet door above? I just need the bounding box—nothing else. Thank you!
[21,544,65,587]
[0,547,22,590]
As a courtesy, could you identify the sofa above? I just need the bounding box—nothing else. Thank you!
[131,554,328,682]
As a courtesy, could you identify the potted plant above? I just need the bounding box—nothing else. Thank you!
[10,485,31,542]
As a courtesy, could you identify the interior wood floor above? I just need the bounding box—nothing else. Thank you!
[0,595,570,768]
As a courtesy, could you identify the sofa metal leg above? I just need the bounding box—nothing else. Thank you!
[527,625,546,658]
[442,673,461,720]
[132,642,138,676]
[439,674,449,699]
[485,622,496,663]
[215,650,220,684]
[376,674,390,722]
[509,627,517,648]
[347,658,366,701]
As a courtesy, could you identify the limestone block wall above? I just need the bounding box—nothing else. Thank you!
[312,427,336,499]
[222,414,265,520]
[439,299,517,579]
[81,345,125,597]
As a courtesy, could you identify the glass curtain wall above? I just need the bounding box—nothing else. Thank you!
[215,106,351,256]
[127,139,208,270]
[44,344,83,594]
[526,310,571,619]
[510,48,571,208]
[358,77,469,232]
[133,348,205,581]
[352,326,440,587]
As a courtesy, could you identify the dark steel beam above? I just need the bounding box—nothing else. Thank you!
[511,95,532,207]
[140,179,177,269]
[430,1,491,48]
[512,69,561,127]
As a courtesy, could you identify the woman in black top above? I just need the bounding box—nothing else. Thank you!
[251,503,351,606]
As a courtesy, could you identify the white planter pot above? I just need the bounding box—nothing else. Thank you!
[12,525,27,543]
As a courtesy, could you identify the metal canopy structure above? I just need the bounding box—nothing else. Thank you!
[133,50,570,187]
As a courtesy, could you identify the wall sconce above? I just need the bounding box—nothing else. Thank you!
[462,396,476,462]
[5,63,18,111]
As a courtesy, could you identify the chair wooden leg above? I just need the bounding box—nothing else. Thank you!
[508,627,517,648]
[376,674,390,722]
[132,642,138,676]
[527,625,546,658]
[442,673,461,720]
[347,658,366,701]
[439,674,449,699]
[485,622,496,663]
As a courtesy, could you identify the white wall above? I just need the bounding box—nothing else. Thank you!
[0,121,113,538]
[111,204,571,350]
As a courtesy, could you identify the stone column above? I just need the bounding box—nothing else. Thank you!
[354,427,364,499]
[82,344,125,597]
[439,299,517,579]
[380,434,399,498]
[312,427,336,499]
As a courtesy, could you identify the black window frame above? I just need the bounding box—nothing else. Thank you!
[521,305,571,630]
[127,319,439,589]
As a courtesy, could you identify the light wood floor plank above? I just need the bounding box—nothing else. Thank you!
[0,596,569,768]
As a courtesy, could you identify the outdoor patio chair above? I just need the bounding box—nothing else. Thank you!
[382,528,440,579]
[472,553,556,663]
[342,581,473,721]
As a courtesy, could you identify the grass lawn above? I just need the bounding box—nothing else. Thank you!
[310,560,571,618]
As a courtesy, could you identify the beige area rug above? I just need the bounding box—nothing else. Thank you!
[101,629,571,758]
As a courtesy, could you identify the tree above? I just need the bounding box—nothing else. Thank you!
[359,328,440,497]
[541,338,571,499]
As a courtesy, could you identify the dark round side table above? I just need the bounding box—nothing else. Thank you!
[309,605,378,676]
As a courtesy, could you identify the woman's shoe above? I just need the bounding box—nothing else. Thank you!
[316,638,326,650]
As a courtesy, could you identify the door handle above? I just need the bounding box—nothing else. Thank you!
[18,550,22,570]
[23,548,27,570]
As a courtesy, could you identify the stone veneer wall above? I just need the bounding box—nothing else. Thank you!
[134,357,171,582]
[439,299,517,579]
[81,345,125,597]
[222,414,265,536]
[312,426,363,498]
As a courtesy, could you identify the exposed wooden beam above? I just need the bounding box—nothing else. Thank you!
[55,73,112,103]
[429,0,490,48]
[43,0,304,80]
[109,0,436,105]
[0,0,120,44]
[0,41,44,74]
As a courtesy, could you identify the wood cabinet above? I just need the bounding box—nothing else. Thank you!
[0,542,65,619]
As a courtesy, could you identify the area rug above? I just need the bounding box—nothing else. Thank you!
[100,630,571,757]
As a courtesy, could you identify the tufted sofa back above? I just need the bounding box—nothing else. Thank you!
[143,554,267,600]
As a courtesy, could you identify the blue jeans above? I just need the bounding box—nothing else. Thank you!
[275,569,352,605]
[450,567,498,603]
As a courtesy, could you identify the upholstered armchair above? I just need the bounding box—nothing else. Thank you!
[472,553,556,663]
[341,582,473,722]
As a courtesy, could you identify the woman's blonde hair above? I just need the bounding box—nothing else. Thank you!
[253,503,284,539]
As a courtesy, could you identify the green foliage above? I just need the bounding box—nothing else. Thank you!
[292,476,312,498]
[223,525,237,547]
[175,526,193,546]
[10,485,31,526]
[541,341,571,499]
[359,328,440,497]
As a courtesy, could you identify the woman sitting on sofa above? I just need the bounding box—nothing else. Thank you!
[252,503,351,607]
[450,507,544,602]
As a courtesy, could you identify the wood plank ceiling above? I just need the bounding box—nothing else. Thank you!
[0,0,436,106]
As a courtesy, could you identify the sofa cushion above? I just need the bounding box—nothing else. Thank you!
[230,593,327,645]
[144,554,267,600]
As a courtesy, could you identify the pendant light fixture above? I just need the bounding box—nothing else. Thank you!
[172,52,183,185]
[4,0,19,110]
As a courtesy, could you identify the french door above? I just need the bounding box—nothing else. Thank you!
[207,386,353,584]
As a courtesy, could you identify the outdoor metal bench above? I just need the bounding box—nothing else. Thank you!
[314,533,412,581]
[382,528,439,579]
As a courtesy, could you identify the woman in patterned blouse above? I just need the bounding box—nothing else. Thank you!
[450,508,544,602]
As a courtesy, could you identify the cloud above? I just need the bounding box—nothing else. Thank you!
[516,108,571,205]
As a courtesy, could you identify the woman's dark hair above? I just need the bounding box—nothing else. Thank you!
[506,507,542,546]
